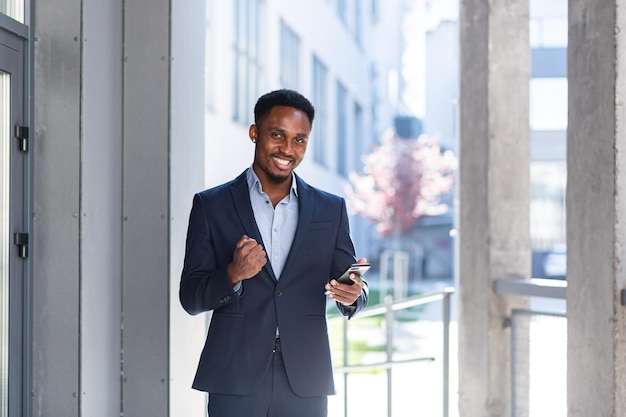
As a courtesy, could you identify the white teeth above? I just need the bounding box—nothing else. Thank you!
[274,157,290,166]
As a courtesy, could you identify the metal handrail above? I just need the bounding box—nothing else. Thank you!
[494,279,568,417]
[333,356,436,374]
[494,277,566,299]
[329,287,455,417]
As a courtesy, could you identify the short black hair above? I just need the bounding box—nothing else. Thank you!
[254,89,315,126]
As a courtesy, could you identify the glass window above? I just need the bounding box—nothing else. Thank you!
[530,78,567,131]
[312,55,328,166]
[233,0,261,125]
[371,0,380,23]
[280,20,299,90]
[354,0,362,45]
[530,161,566,250]
[0,70,9,417]
[205,0,215,111]
[370,63,379,144]
[0,0,24,24]
[353,102,363,171]
[337,0,347,24]
[530,0,568,48]
[0,31,26,417]
[336,81,348,176]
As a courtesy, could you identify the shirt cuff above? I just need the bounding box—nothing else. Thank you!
[233,281,243,296]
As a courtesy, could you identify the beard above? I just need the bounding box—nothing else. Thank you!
[253,155,295,185]
[265,169,291,184]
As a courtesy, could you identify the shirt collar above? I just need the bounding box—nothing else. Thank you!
[246,166,299,198]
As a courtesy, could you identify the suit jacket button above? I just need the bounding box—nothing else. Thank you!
[275,290,283,297]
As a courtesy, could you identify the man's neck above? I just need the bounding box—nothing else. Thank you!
[252,166,293,207]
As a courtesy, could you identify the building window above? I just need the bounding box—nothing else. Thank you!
[371,0,380,23]
[312,56,328,166]
[353,102,363,171]
[337,0,348,24]
[530,0,568,48]
[370,63,379,144]
[0,0,24,23]
[336,81,348,176]
[280,20,299,90]
[530,78,567,131]
[354,0,362,46]
[530,161,566,250]
[205,1,215,111]
[233,0,262,125]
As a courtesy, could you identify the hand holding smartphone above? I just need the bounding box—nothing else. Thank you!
[335,263,371,285]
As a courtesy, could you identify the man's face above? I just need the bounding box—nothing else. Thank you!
[250,105,311,184]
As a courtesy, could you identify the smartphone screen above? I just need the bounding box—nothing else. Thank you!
[336,263,371,285]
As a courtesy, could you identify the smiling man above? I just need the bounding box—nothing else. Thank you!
[180,89,369,417]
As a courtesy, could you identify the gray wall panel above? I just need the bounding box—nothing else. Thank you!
[32,0,82,415]
[81,0,123,415]
[122,0,170,415]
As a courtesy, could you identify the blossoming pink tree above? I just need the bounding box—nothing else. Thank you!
[344,129,457,238]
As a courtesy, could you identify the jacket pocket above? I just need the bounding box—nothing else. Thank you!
[213,311,244,320]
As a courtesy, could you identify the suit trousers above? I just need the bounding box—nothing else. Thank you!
[207,349,328,417]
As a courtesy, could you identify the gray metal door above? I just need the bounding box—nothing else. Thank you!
[0,21,29,417]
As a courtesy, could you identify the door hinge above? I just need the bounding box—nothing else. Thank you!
[14,125,29,152]
[13,233,29,258]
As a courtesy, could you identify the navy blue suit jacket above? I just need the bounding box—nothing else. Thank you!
[180,170,368,397]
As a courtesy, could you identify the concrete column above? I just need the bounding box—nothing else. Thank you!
[567,1,626,416]
[458,1,531,416]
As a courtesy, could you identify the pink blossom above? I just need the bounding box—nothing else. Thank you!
[343,129,457,236]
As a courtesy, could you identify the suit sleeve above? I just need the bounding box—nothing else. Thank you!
[333,199,369,319]
[179,193,238,315]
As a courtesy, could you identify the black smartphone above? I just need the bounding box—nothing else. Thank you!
[336,263,371,285]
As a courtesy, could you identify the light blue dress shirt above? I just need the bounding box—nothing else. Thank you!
[246,166,299,279]
[232,167,299,296]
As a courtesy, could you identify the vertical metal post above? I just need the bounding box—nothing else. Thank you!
[343,316,349,417]
[510,311,517,417]
[385,295,394,417]
[442,289,452,417]
[380,250,390,300]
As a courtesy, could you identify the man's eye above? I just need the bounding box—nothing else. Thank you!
[271,132,282,139]
[295,137,307,144]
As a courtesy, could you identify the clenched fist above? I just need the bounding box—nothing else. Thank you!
[227,235,267,286]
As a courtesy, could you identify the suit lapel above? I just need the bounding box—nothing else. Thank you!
[229,170,278,282]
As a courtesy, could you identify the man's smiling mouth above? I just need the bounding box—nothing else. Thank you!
[273,156,292,168]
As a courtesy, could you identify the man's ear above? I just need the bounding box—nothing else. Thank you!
[249,124,257,143]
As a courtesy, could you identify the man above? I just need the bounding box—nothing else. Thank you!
[180,89,369,417]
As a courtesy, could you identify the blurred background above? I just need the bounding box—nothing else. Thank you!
[201,0,567,292]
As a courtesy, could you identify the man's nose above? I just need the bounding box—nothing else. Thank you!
[279,139,293,155]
